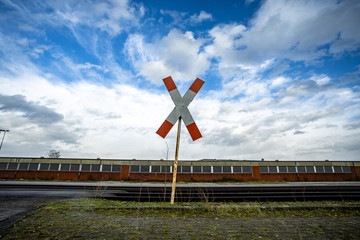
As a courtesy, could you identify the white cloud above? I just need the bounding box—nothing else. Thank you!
[248,98,272,111]
[126,29,210,85]
[270,76,290,88]
[49,0,145,36]
[277,96,295,105]
[203,0,360,82]
[344,122,360,130]
[205,24,247,67]
[160,9,187,26]
[2,0,145,61]
[0,64,172,158]
[2,0,144,39]
[125,34,153,64]
[189,65,360,160]
[241,0,360,61]
[310,74,331,86]
[160,9,213,26]
[189,11,213,24]
[0,0,142,88]
[140,61,169,83]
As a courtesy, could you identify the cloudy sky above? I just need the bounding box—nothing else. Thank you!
[0,0,359,161]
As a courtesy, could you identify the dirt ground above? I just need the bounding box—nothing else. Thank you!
[1,207,360,239]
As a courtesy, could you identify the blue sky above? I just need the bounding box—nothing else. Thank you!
[0,0,359,160]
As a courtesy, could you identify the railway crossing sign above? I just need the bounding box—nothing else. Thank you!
[156,76,205,141]
[156,76,205,204]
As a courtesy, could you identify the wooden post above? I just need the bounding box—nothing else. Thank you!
[170,117,181,204]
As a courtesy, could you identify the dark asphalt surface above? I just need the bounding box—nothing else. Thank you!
[0,196,68,234]
[0,181,96,234]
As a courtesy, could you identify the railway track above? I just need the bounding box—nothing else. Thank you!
[103,185,360,202]
[1,181,360,202]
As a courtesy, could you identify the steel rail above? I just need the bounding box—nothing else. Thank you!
[1,182,360,202]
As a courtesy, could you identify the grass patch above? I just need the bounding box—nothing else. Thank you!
[44,198,204,208]
[42,198,360,218]
[45,198,360,208]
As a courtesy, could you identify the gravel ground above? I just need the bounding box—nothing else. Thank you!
[1,207,360,239]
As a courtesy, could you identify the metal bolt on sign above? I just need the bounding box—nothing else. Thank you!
[156,76,205,204]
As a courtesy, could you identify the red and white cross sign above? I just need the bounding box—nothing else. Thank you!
[156,76,205,141]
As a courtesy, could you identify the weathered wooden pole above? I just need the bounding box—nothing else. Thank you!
[170,117,181,204]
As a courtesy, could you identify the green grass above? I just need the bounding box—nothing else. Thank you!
[45,198,204,208]
[42,198,360,218]
[45,198,360,208]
